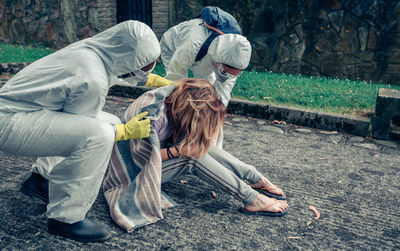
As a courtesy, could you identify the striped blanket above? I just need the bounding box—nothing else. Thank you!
[103,85,177,232]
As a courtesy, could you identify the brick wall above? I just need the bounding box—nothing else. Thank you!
[98,0,117,31]
[152,0,169,39]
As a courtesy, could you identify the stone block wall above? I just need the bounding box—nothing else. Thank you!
[152,0,169,39]
[169,0,400,85]
[0,0,103,48]
[98,0,117,32]
[0,0,167,45]
[1,0,399,85]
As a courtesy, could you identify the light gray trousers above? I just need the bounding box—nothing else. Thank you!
[0,110,119,223]
[161,146,261,205]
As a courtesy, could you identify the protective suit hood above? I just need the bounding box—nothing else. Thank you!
[75,20,160,77]
[208,34,251,70]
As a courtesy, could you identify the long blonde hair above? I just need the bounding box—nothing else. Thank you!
[165,78,226,158]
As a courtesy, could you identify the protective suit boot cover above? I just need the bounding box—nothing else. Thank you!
[20,172,49,203]
[47,217,111,242]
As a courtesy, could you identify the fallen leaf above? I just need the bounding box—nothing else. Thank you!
[308,205,320,219]
[262,97,272,100]
[211,191,218,198]
[319,157,328,160]
[272,120,287,125]
[306,220,312,226]
[224,121,232,126]
[319,130,338,135]
[179,180,188,184]
[287,236,302,239]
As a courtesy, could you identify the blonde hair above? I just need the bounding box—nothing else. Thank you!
[165,78,226,158]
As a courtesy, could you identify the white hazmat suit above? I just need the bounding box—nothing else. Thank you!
[160,18,252,106]
[0,21,160,223]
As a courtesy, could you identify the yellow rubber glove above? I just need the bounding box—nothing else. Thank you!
[115,112,151,141]
[145,73,175,87]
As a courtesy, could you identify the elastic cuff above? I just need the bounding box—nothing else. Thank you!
[114,124,125,141]
[144,73,157,86]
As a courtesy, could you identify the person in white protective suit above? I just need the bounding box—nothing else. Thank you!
[159,6,252,107]
[0,20,160,242]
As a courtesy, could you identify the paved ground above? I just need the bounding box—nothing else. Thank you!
[0,95,399,250]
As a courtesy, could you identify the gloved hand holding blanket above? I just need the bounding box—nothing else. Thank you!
[115,112,151,141]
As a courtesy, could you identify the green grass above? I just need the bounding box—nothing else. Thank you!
[233,71,400,116]
[2,42,399,117]
[0,43,55,63]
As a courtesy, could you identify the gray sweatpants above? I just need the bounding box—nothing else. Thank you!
[161,146,261,205]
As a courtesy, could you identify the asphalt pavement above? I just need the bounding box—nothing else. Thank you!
[0,95,399,250]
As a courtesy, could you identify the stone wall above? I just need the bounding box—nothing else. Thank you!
[1,0,399,85]
[0,0,168,44]
[0,0,101,48]
[98,0,117,32]
[152,0,169,39]
[169,0,400,85]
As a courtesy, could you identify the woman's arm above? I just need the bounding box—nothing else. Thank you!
[160,146,180,161]
[161,143,200,161]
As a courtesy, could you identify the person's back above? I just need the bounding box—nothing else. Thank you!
[160,18,210,80]
[0,20,160,118]
[159,6,252,106]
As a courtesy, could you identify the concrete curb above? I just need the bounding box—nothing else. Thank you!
[109,84,372,137]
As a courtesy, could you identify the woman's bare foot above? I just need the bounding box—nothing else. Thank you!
[250,176,285,197]
[245,194,288,213]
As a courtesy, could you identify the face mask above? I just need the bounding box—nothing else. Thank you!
[117,62,156,84]
[122,73,144,84]
[214,63,241,82]
[133,61,156,80]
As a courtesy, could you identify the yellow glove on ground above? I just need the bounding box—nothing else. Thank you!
[115,112,151,141]
[145,73,175,87]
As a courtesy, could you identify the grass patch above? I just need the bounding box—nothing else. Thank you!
[1,42,399,117]
[0,43,55,63]
[233,71,400,116]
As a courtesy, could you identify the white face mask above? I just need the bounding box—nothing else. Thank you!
[122,73,144,84]
[134,61,156,80]
[118,62,156,84]
[214,63,241,82]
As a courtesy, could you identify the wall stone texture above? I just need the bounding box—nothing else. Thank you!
[0,0,105,48]
[1,0,399,85]
[169,0,400,85]
[152,0,169,39]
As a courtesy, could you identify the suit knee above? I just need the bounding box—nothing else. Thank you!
[82,120,115,150]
